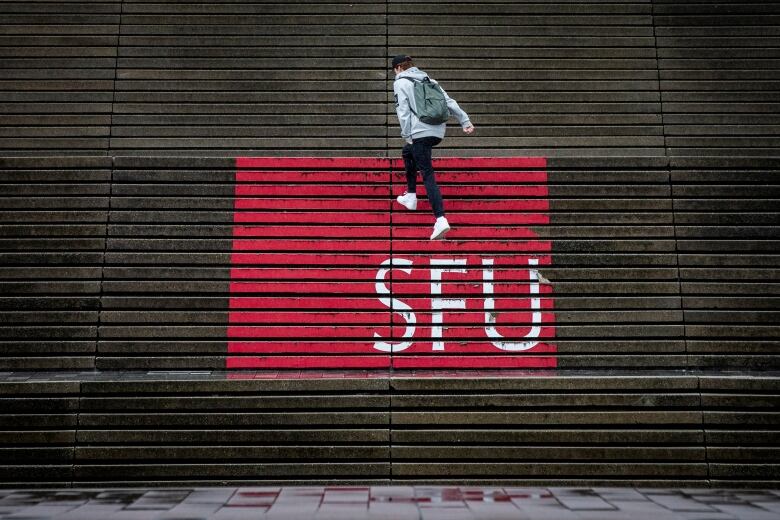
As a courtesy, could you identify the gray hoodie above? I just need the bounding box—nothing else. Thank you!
[393,67,471,142]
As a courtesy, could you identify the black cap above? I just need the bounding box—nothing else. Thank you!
[391,55,411,68]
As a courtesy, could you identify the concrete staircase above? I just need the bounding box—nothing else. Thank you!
[0,0,778,487]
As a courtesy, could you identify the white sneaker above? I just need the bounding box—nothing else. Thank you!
[430,217,450,240]
[396,192,417,210]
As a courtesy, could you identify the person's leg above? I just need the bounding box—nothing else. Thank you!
[411,137,444,217]
[397,143,419,210]
[401,142,417,193]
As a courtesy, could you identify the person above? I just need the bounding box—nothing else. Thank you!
[391,55,475,240]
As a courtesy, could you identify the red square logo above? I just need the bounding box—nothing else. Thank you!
[228,157,555,369]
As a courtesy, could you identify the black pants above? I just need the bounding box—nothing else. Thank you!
[402,136,445,218]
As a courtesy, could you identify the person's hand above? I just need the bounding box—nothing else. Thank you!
[463,124,475,134]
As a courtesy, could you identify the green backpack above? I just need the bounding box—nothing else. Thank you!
[401,76,450,125]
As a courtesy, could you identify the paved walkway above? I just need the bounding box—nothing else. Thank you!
[0,487,778,519]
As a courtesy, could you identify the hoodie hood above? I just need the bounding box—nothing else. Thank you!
[395,66,431,82]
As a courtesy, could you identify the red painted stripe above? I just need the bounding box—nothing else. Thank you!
[235,185,388,197]
[230,225,547,240]
[398,337,557,353]
[387,261,551,281]
[393,185,550,198]
[392,226,542,240]
[229,281,376,294]
[376,254,553,267]
[391,344,559,357]
[235,198,548,211]
[389,157,547,169]
[229,296,555,310]
[234,199,389,210]
[228,342,557,356]
[232,255,553,267]
[228,341,383,354]
[227,355,391,369]
[390,311,556,325]
[391,240,553,253]
[233,225,391,238]
[392,213,550,225]
[230,253,392,266]
[229,281,553,296]
[392,297,556,310]
[227,325,389,338]
[389,284,554,296]
[392,355,556,369]
[415,200,550,211]
[231,239,390,252]
[237,157,546,171]
[230,268,385,281]
[392,171,549,183]
[229,267,552,282]
[237,170,389,183]
[235,212,390,224]
[230,297,381,309]
[228,311,555,326]
[390,324,556,339]
[229,311,389,324]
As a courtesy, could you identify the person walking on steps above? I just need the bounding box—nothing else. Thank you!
[392,55,475,240]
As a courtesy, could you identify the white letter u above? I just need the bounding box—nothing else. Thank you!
[482,258,541,351]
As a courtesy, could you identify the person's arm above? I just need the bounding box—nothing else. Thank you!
[393,80,413,143]
[437,83,475,132]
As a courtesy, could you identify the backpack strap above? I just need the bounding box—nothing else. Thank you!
[399,76,431,84]
[397,76,421,117]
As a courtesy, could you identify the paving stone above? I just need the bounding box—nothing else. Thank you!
[711,504,780,519]
[465,501,526,520]
[182,488,237,504]
[416,486,468,508]
[367,502,420,520]
[677,514,737,520]
[576,511,677,520]
[4,505,83,518]
[124,490,192,510]
[226,488,278,507]
[420,508,476,520]
[646,492,718,512]
[594,488,649,501]
[315,503,371,520]
[732,492,779,501]
[158,503,223,519]
[369,486,415,499]
[503,488,555,500]
[547,487,617,510]
[602,500,688,520]
[56,504,131,520]
[754,502,780,514]
[90,490,146,505]
[511,503,581,519]
[690,493,751,506]
[323,488,370,503]
[212,506,272,520]
[266,499,321,518]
